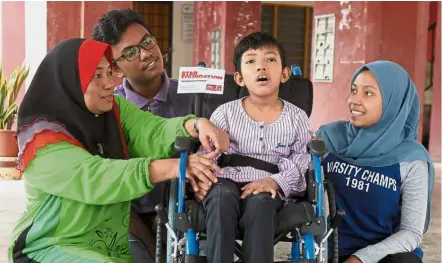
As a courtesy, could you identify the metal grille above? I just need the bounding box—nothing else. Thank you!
[261,5,274,35]
[261,4,313,78]
[133,1,173,76]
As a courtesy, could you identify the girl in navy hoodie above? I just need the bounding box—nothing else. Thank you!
[317,61,434,263]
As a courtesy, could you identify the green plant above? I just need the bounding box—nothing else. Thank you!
[0,64,29,130]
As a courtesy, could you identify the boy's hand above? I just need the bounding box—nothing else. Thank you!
[240,178,280,199]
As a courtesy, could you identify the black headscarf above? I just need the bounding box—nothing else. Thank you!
[17,38,128,161]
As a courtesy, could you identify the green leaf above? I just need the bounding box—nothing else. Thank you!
[1,102,16,128]
[0,63,29,130]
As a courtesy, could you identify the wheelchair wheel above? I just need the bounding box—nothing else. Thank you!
[167,179,178,263]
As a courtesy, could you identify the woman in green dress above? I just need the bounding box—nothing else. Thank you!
[9,38,228,263]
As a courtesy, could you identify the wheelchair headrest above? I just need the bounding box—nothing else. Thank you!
[198,73,313,119]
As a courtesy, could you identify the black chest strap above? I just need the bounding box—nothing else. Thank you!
[217,153,280,174]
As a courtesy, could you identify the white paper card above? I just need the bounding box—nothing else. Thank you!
[177,67,225,94]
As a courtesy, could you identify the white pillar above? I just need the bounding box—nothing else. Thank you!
[25,1,47,91]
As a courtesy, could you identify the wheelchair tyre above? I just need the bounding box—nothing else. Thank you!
[167,179,178,263]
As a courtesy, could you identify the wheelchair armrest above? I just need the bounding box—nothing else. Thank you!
[191,141,202,153]
[309,138,326,157]
[174,136,195,154]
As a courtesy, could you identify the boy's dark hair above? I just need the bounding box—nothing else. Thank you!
[233,32,287,73]
[91,9,151,45]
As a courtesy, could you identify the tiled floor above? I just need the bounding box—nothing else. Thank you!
[0,180,26,263]
[1,164,440,262]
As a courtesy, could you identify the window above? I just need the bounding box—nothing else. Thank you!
[133,1,173,76]
[261,4,313,78]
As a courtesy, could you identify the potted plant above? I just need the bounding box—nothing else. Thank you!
[0,64,29,180]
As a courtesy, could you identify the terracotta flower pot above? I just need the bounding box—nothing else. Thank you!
[0,129,18,157]
[0,157,21,180]
[0,129,20,180]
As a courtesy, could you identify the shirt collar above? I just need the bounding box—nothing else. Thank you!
[155,71,170,103]
[122,71,170,108]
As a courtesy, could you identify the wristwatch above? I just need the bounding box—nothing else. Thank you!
[193,118,200,134]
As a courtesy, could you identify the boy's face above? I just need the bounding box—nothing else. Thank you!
[234,45,290,98]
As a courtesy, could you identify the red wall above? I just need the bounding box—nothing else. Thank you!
[2,2,25,77]
[311,1,429,142]
[379,2,429,139]
[428,1,438,61]
[2,2,25,110]
[83,1,133,39]
[47,1,81,51]
[429,2,441,161]
[224,1,261,73]
[46,1,132,51]
[310,1,370,131]
[193,1,261,73]
[193,2,226,68]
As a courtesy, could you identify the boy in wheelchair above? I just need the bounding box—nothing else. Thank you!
[197,32,312,263]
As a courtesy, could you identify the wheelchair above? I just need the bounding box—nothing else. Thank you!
[154,67,345,263]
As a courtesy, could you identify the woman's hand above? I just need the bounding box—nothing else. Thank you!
[185,118,230,158]
[197,118,229,158]
[149,154,220,190]
[185,153,220,192]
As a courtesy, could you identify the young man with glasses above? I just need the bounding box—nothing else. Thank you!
[92,9,195,263]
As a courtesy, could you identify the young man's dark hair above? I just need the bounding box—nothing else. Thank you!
[91,9,151,45]
[233,31,287,73]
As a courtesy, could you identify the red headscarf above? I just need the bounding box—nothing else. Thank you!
[17,39,128,172]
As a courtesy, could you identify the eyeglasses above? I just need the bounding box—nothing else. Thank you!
[113,35,158,62]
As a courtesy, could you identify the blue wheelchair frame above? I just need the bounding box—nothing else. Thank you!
[291,154,323,261]
[154,65,344,263]
[154,137,344,263]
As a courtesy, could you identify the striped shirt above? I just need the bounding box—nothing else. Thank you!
[204,97,312,198]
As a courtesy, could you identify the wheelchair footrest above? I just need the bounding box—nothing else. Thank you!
[184,255,207,263]
[300,216,327,236]
[174,213,190,232]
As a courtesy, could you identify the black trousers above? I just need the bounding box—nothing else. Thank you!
[337,252,422,263]
[202,178,285,263]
